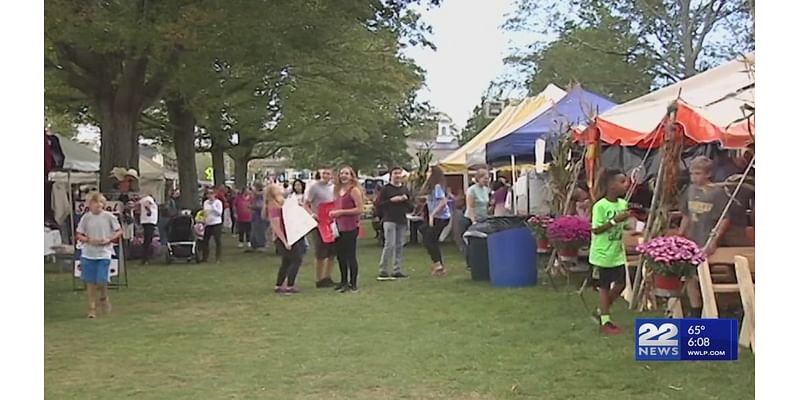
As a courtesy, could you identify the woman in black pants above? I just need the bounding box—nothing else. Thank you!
[421,165,451,276]
[329,166,364,293]
[201,189,224,263]
[265,184,303,294]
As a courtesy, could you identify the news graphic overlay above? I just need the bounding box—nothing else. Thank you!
[635,319,738,361]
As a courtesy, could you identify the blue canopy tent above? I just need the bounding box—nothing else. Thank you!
[485,86,617,166]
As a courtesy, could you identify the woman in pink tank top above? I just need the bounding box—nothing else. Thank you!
[329,166,364,292]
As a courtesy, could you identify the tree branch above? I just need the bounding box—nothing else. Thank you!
[55,43,108,79]
[141,47,183,108]
[691,0,726,62]
[567,35,636,57]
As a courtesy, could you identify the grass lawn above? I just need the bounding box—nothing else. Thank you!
[45,228,754,400]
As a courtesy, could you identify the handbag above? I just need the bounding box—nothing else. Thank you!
[330,221,340,239]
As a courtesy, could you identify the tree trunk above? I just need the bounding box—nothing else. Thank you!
[96,101,140,192]
[166,98,200,211]
[677,0,697,77]
[211,146,226,187]
[234,156,250,188]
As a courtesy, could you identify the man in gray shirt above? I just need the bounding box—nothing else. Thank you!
[304,167,337,288]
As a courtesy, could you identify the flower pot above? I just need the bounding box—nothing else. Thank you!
[653,274,683,297]
[558,247,579,262]
[537,239,550,253]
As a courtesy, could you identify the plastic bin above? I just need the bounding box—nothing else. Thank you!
[463,216,531,282]
[465,235,490,281]
[487,227,538,287]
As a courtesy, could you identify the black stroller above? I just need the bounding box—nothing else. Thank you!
[165,214,199,264]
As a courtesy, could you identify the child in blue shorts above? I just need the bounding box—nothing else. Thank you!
[76,192,122,319]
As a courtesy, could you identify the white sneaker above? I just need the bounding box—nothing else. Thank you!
[237,243,244,248]
[247,242,252,248]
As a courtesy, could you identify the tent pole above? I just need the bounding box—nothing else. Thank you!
[629,157,665,310]
[526,169,530,215]
[511,155,517,214]
[68,171,74,245]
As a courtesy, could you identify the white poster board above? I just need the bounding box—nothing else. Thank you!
[74,200,124,215]
[282,200,318,246]
[73,243,120,282]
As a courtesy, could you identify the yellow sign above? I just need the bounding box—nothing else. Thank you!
[204,167,214,181]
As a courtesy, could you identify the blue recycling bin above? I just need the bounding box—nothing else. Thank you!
[487,227,538,287]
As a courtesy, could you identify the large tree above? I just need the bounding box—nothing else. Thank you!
[507,8,655,101]
[506,0,754,83]
[45,0,202,190]
[45,0,440,203]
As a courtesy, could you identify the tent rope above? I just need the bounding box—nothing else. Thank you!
[624,137,658,202]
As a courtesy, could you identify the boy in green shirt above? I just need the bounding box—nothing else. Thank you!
[590,169,630,335]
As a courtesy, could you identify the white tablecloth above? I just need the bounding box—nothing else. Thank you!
[44,228,62,257]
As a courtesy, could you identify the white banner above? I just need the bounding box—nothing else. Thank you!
[281,200,317,247]
[74,200,124,215]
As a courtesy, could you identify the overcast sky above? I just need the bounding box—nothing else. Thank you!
[403,0,537,129]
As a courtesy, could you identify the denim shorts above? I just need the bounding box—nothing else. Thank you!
[80,258,111,284]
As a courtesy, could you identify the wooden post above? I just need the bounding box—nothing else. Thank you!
[734,255,755,352]
[629,143,669,309]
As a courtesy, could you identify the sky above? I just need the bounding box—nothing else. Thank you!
[403,0,521,129]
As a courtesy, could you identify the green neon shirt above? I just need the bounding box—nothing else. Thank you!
[589,198,628,268]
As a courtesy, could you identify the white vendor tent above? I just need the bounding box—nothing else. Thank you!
[48,139,177,224]
[579,52,755,148]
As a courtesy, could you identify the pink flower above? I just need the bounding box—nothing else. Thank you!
[638,235,706,271]
[547,215,591,246]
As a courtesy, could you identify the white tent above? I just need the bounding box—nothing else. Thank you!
[49,138,177,224]
[584,52,755,148]
[56,138,176,180]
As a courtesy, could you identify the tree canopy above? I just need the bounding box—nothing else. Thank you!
[45,0,441,204]
[506,0,754,84]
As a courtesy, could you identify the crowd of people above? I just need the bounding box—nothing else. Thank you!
[72,150,754,332]
[74,163,518,317]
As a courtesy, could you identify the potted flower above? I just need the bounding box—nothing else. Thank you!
[546,215,591,261]
[527,214,554,252]
[636,236,706,296]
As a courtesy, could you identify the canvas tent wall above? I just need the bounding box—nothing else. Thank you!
[578,52,754,149]
[437,84,566,173]
[49,139,175,224]
[575,53,755,183]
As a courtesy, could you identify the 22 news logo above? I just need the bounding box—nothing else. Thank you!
[636,321,680,361]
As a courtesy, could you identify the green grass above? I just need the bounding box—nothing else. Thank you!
[45,228,754,400]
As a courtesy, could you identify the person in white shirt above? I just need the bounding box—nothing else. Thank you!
[202,189,224,263]
[138,192,159,265]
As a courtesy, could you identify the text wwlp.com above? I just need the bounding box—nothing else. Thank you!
[687,350,727,356]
